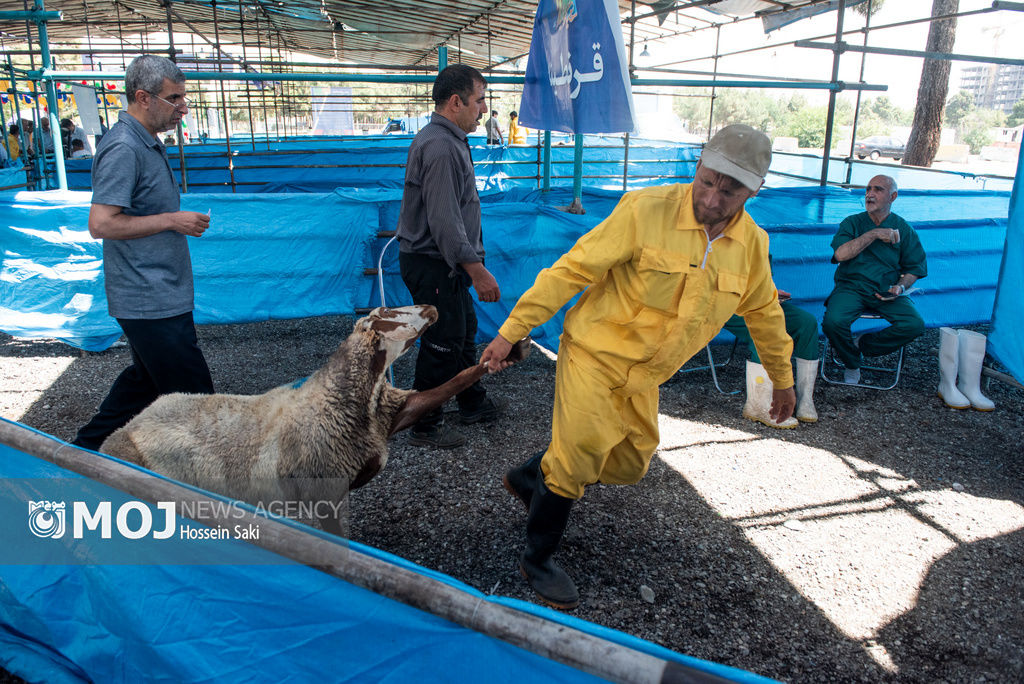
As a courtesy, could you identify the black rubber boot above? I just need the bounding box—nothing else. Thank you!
[519,476,579,610]
[502,451,544,511]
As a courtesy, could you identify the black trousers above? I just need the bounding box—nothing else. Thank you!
[399,251,487,429]
[72,312,214,450]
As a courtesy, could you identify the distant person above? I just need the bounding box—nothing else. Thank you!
[0,138,8,166]
[822,175,927,385]
[61,117,93,156]
[39,117,55,154]
[509,110,528,145]
[72,54,214,451]
[69,139,91,159]
[485,110,504,145]
[395,64,504,449]
[163,135,176,146]
[7,124,21,160]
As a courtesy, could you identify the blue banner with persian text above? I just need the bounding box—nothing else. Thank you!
[519,0,636,135]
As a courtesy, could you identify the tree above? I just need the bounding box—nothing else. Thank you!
[783,106,829,149]
[853,0,886,17]
[944,91,975,129]
[1009,99,1024,128]
[903,0,959,167]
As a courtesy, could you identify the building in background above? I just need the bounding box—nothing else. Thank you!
[959,64,1024,114]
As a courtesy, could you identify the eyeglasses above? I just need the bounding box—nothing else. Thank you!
[149,92,192,110]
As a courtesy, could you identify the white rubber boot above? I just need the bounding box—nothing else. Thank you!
[937,327,969,409]
[742,361,798,429]
[955,330,995,411]
[794,358,819,423]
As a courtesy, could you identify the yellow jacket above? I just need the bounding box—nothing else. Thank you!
[6,134,20,160]
[498,183,794,395]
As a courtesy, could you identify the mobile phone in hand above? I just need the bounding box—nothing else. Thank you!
[876,292,897,301]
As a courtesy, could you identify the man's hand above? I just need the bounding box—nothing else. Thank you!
[479,335,514,373]
[770,386,796,423]
[461,262,501,302]
[171,211,210,237]
[871,227,899,244]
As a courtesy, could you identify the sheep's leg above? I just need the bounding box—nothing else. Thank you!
[387,337,531,436]
[388,364,486,436]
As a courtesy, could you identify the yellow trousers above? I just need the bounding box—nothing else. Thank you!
[542,344,660,500]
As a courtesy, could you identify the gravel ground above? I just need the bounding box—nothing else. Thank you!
[2,316,1023,683]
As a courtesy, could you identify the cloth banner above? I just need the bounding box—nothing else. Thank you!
[519,0,636,134]
[70,85,103,136]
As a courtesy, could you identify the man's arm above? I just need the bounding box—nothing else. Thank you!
[89,203,210,240]
[480,192,640,371]
[461,260,500,302]
[833,226,899,262]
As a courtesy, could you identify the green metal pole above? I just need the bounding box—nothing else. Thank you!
[31,0,67,190]
[438,46,448,71]
[567,133,584,214]
[542,130,552,193]
[30,70,888,92]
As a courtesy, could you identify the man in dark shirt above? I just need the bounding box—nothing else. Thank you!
[396,64,503,449]
[72,55,214,450]
[823,175,927,384]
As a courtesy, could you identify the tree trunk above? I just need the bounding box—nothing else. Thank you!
[902,0,959,167]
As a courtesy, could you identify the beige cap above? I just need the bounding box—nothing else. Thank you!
[700,124,772,192]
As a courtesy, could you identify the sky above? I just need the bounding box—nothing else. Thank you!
[641,0,1024,110]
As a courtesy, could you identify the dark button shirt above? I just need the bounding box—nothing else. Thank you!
[91,111,193,319]
[396,113,484,272]
[831,211,928,292]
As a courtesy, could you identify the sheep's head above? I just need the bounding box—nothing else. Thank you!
[354,305,438,377]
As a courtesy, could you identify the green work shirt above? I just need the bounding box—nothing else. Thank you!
[831,211,927,293]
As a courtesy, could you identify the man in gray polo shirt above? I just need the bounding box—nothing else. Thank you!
[72,55,214,451]
[396,64,503,449]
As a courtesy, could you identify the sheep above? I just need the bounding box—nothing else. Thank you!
[99,305,529,533]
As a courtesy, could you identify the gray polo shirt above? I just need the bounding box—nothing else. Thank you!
[91,111,193,319]
[396,113,484,272]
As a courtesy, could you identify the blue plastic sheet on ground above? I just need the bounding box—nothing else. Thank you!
[0,185,1011,353]
[0,418,773,684]
[989,145,1024,383]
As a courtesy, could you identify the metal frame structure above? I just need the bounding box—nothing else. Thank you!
[2,0,1022,195]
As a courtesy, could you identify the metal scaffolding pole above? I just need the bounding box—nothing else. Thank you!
[819,0,847,187]
[165,1,190,193]
[210,0,237,191]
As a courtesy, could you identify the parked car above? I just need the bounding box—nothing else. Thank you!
[854,136,905,161]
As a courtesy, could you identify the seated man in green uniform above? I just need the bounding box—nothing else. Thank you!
[822,174,927,384]
[723,286,819,428]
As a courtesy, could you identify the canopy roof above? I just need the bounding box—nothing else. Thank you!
[0,0,843,71]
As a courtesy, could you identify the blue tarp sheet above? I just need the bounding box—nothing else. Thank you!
[0,162,26,189]
[1,185,1009,355]
[989,145,1024,383]
[0,419,771,683]
[62,135,702,193]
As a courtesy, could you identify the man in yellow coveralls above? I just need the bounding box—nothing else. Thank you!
[480,124,796,610]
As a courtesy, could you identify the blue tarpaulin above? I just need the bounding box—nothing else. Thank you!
[0,185,1009,355]
[0,419,773,683]
[989,144,1024,383]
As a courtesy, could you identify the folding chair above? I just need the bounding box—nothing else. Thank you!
[677,337,741,395]
[820,313,905,390]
